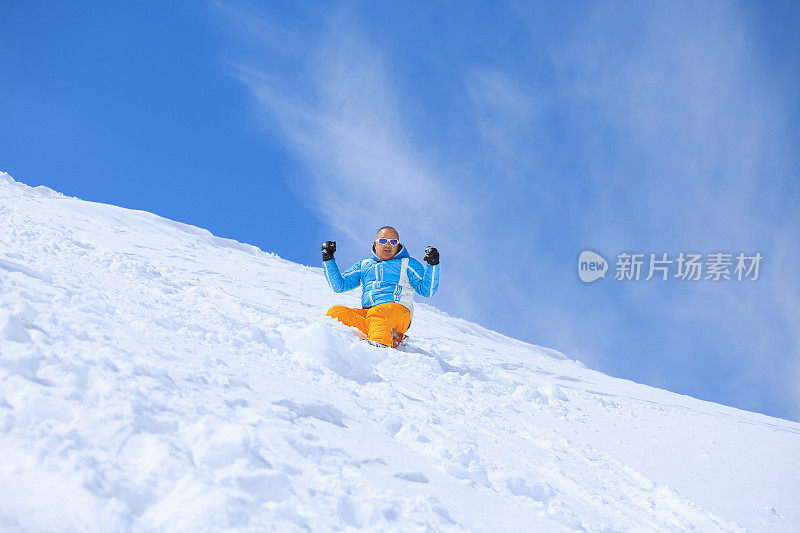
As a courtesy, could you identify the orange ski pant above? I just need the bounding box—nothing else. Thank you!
[326,302,411,347]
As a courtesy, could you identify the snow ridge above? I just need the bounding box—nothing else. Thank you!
[1,172,798,531]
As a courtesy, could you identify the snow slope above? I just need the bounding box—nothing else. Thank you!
[1,172,798,532]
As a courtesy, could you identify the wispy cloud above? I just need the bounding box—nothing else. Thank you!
[527,1,800,416]
[466,69,537,171]
[231,37,450,239]
[457,2,800,417]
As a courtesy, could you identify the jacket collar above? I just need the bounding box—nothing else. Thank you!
[371,243,409,262]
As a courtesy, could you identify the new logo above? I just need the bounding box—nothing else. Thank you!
[578,250,608,283]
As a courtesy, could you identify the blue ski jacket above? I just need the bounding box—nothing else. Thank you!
[323,245,439,318]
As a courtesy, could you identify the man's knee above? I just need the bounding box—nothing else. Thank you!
[326,305,350,319]
[377,303,410,333]
[327,305,366,330]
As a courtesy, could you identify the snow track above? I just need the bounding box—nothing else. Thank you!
[1,172,798,531]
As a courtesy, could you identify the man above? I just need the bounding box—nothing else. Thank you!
[321,226,440,347]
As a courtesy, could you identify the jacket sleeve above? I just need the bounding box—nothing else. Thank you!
[323,259,362,293]
[407,258,439,297]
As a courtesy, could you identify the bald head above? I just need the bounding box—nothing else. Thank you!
[376,226,399,239]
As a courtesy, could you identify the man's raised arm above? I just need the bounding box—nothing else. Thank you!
[408,246,440,297]
[321,241,362,293]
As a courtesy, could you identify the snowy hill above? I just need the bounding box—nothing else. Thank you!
[1,172,798,532]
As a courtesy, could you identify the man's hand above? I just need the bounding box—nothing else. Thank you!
[321,241,336,261]
[424,246,439,266]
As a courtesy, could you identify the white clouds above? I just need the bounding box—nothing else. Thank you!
[555,2,782,245]
[544,2,800,417]
[467,69,537,164]
[221,4,462,248]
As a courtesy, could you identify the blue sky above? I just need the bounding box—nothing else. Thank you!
[2,1,799,421]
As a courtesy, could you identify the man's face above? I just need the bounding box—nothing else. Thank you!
[374,228,400,261]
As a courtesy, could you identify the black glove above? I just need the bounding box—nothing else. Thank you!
[321,240,336,261]
[424,246,439,266]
